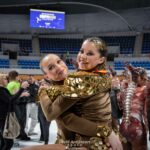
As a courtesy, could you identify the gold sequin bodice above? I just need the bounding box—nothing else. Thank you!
[62,71,112,98]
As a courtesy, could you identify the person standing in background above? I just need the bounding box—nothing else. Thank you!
[38,77,51,144]
[0,73,29,150]
[25,75,39,136]
[118,65,148,150]
[109,66,123,127]
[7,71,30,141]
[146,77,150,141]
[7,71,20,95]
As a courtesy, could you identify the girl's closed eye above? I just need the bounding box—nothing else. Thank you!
[48,65,54,70]
[57,59,62,64]
[86,51,94,56]
[79,49,84,54]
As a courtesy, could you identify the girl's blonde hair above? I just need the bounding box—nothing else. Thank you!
[0,73,7,85]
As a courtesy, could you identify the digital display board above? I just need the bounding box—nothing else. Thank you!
[30,9,65,29]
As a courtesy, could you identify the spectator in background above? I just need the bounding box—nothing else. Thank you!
[7,71,20,95]
[7,71,30,141]
[0,73,29,150]
[109,66,123,128]
[65,51,70,65]
[21,48,29,56]
[146,76,150,140]
[38,77,51,144]
[25,75,39,136]
[118,65,148,150]
[69,58,78,69]
[60,54,65,62]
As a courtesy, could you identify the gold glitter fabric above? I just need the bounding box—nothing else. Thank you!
[46,85,63,102]
[89,137,110,150]
[73,134,110,150]
[38,84,63,102]
[62,71,111,98]
[96,125,112,138]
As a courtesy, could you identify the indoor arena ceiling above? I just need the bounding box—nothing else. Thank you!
[0,0,150,14]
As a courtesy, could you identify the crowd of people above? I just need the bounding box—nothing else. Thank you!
[0,71,51,150]
[0,37,150,150]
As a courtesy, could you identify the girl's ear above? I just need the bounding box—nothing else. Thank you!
[98,57,105,64]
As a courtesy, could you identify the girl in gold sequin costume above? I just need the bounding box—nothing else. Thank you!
[38,37,122,150]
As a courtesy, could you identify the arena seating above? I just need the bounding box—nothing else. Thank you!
[18,60,40,69]
[0,35,147,70]
[142,33,150,54]
[19,39,32,53]
[0,59,9,68]
[39,38,82,54]
[0,38,32,53]
[101,36,135,54]
[39,36,135,55]
[114,60,150,70]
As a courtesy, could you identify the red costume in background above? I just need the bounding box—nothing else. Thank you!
[118,65,148,150]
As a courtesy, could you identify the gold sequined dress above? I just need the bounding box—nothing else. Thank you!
[38,66,113,150]
[61,70,112,149]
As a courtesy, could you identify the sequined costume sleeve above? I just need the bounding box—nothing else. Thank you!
[38,87,77,121]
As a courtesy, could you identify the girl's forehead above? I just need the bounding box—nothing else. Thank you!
[81,41,98,50]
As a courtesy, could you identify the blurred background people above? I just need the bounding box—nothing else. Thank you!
[7,70,30,141]
[0,73,29,150]
[38,77,51,144]
[25,75,39,136]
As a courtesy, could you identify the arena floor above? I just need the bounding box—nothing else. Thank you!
[12,121,57,150]
[12,121,150,150]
